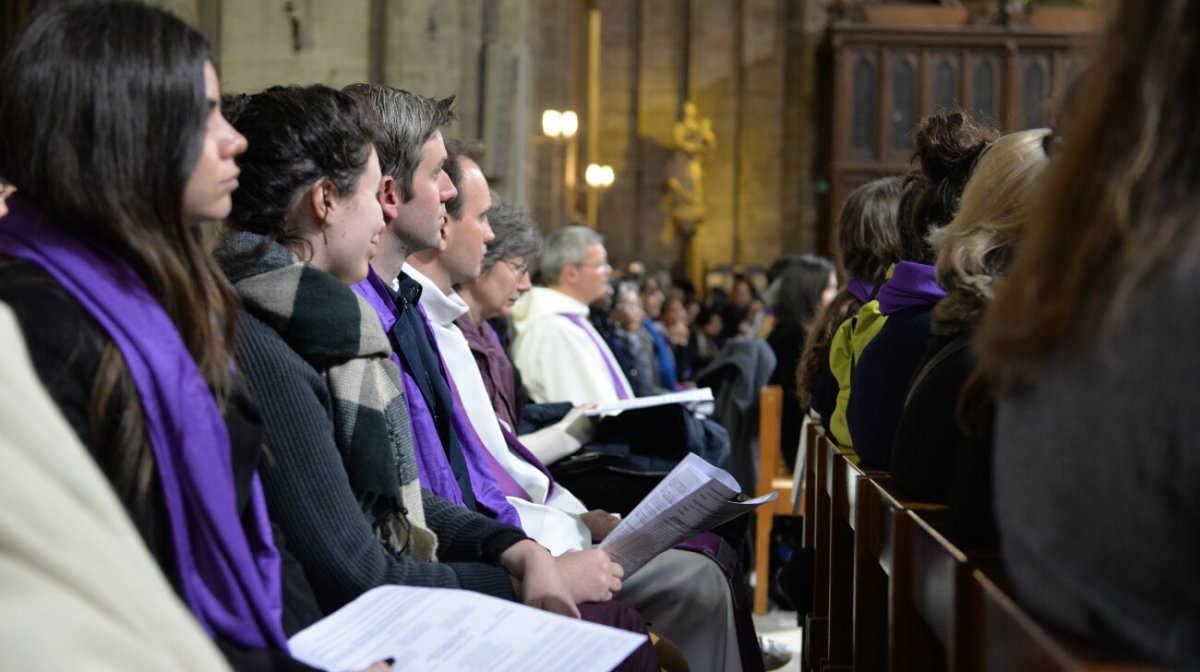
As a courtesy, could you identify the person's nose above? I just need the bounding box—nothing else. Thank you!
[218,118,247,159]
[438,170,457,203]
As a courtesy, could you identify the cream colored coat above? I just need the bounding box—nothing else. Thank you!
[0,304,230,671]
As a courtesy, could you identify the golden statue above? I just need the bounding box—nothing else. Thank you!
[666,101,716,234]
[665,101,715,282]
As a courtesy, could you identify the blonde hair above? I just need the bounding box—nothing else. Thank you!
[929,128,1051,333]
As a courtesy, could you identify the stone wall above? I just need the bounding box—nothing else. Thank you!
[150,0,828,289]
[520,0,828,288]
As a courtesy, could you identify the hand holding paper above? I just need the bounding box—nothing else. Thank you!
[599,453,777,576]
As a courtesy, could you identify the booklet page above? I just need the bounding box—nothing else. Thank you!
[583,387,714,416]
[288,586,646,672]
[599,453,777,575]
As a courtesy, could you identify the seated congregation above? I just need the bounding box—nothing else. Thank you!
[781,1,1200,670]
[2,0,1198,671]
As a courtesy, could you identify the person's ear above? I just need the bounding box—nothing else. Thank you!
[560,264,579,285]
[378,175,400,223]
[437,211,452,252]
[310,178,337,224]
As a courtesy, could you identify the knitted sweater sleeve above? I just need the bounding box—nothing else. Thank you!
[421,488,530,562]
[235,315,515,613]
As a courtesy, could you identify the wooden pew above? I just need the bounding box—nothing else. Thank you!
[810,445,1187,672]
[754,384,792,614]
[901,508,999,671]
[801,419,820,548]
[893,499,1182,672]
[852,475,948,672]
[802,432,840,671]
[795,421,823,671]
[824,446,881,669]
[971,569,1181,672]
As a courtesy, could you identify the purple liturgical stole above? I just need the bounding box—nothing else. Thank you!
[563,313,633,400]
[498,421,557,499]
[442,364,532,502]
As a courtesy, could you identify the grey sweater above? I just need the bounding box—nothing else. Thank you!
[994,255,1200,669]
[235,312,524,613]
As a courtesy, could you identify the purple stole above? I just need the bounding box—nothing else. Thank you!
[498,420,559,501]
[353,271,522,528]
[846,277,876,304]
[0,197,287,649]
[562,313,633,400]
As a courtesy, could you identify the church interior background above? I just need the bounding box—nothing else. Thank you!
[0,0,1102,292]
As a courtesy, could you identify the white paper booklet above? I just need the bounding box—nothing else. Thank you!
[288,585,646,672]
[583,386,714,416]
[599,453,778,576]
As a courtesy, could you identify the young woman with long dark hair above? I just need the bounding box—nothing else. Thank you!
[796,176,903,442]
[0,2,325,669]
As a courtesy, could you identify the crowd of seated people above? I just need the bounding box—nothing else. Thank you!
[3,0,1197,670]
[0,3,658,670]
[787,1,1200,668]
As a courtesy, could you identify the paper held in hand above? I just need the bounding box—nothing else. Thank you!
[582,386,714,416]
[287,585,646,672]
[599,453,778,576]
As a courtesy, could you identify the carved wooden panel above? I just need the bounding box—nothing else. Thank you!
[827,6,1099,230]
[850,51,880,157]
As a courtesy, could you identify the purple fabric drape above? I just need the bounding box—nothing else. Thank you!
[0,197,287,649]
[875,261,946,315]
[563,314,632,399]
[846,277,876,304]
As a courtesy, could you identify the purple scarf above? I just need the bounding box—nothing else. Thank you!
[0,198,287,649]
[455,314,520,430]
[455,314,559,499]
[353,271,522,528]
[875,261,947,315]
[443,366,533,503]
[846,277,876,304]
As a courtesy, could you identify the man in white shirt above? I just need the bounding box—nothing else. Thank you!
[510,225,636,405]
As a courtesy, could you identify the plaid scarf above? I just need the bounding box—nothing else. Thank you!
[217,232,436,562]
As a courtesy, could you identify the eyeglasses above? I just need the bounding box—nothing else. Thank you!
[502,259,530,280]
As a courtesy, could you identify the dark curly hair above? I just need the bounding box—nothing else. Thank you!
[900,111,998,263]
[223,85,376,254]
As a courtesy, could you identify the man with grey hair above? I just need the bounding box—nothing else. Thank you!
[511,225,635,404]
